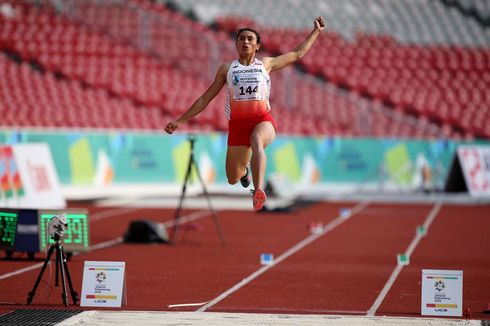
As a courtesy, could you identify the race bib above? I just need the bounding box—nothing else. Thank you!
[231,70,266,101]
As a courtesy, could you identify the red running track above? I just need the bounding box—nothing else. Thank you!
[0,201,489,320]
[378,205,490,317]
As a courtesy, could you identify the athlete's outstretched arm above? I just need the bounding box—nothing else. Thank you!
[164,64,228,134]
[263,17,325,72]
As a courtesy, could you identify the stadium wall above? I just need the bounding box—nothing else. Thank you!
[1,130,488,197]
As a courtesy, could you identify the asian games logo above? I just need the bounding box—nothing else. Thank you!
[233,75,240,85]
[95,272,107,284]
[434,280,445,292]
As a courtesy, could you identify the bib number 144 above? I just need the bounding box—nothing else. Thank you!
[239,85,258,95]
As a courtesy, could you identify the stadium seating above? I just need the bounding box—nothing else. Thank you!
[212,15,489,139]
[0,52,170,129]
[292,32,489,138]
[80,0,452,138]
[168,0,490,46]
[444,0,490,24]
[0,1,227,131]
[1,0,485,139]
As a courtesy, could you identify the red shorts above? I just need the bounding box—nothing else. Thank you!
[227,112,277,146]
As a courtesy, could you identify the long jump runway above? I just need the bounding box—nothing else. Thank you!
[0,199,489,325]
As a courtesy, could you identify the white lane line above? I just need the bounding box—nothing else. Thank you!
[0,209,214,281]
[89,209,216,251]
[89,237,124,251]
[168,301,209,308]
[0,263,45,281]
[196,200,370,312]
[91,207,142,222]
[88,210,214,251]
[163,210,215,228]
[366,202,443,316]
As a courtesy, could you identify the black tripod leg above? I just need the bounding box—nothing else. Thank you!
[194,159,227,247]
[56,243,69,307]
[61,248,79,305]
[27,245,55,304]
[55,244,60,287]
[170,152,193,244]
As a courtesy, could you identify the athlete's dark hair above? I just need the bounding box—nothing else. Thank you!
[236,28,261,44]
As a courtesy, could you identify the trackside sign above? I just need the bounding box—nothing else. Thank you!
[421,269,463,317]
[457,145,490,197]
[81,261,126,308]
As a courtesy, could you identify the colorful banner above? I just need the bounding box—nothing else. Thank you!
[1,130,487,191]
[0,146,23,199]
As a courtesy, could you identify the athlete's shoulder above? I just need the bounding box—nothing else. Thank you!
[217,62,232,75]
[254,58,263,65]
[230,59,239,69]
[259,57,273,71]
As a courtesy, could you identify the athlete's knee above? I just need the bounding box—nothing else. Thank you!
[250,133,263,150]
[227,177,239,185]
[226,173,240,185]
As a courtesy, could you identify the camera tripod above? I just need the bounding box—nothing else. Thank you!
[171,136,226,246]
[27,235,78,306]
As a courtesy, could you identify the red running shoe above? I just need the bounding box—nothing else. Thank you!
[251,189,266,211]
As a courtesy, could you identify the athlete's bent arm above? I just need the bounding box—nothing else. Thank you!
[164,64,229,134]
[263,17,326,73]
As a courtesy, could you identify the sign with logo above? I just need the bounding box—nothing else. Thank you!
[457,146,490,197]
[421,269,463,316]
[81,261,126,307]
[0,144,65,209]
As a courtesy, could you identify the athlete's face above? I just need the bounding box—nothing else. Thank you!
[236,31,260,56]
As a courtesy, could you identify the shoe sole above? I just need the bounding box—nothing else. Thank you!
[240,177,250,188]
[253,190,266,211]
[240,167,250,188]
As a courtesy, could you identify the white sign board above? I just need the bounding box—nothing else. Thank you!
[0,143,66,209]
[81,261,126,307]
[457,146,490,197]
[421,269,463,317]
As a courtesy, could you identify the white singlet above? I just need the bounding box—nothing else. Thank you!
[225,58,271,120]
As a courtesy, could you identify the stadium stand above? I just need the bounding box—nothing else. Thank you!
[1,0,487,139]
[442,0,490,25]
[257,27,490,138]
[0,51,169,129]
[167,0,490,139]
[167,0,490,46]
[0,0,225,131]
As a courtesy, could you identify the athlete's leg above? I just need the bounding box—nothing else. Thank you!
[225,146,252,185]
[250,121,276,190]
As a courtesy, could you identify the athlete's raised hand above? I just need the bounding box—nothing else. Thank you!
[164,121,180,134]
[314,17,326,31]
